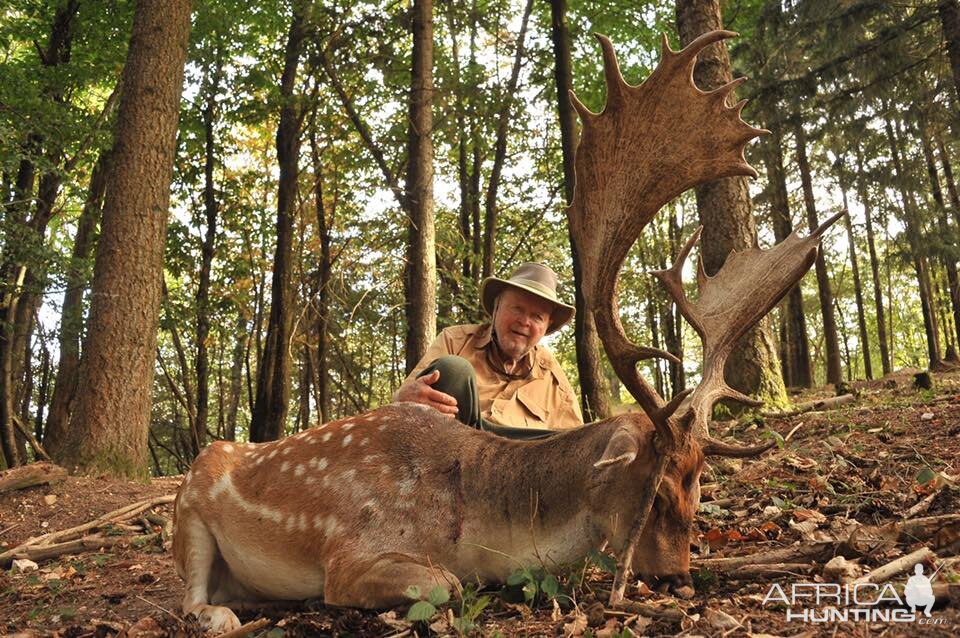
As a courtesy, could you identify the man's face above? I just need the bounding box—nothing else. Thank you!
[492,288,554,361]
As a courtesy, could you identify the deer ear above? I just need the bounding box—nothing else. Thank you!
[594,427,640,469]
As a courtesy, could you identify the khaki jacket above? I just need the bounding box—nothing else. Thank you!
[407,324,583,430]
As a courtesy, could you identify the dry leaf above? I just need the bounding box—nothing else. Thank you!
[704,607,741,630]
[562,611,588,637]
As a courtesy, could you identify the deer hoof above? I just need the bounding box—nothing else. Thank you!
[645,573,694,598]
[191,605,241,633]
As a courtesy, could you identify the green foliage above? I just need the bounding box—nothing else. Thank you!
[504,565,561,606]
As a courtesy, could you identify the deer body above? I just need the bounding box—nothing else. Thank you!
[174,29,837,631]
[173,403,700,631]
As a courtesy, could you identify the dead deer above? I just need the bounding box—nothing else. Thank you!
[172,30,841,632]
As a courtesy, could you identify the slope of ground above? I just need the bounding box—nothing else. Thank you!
[1,369,958,637]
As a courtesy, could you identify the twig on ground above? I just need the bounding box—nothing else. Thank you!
[11,533,158,563]
[214,617,272,638]
[784,421,806,442]
[854,547,936,584]
[762,394,855,419]
[0,495,174,567]
[692,542,837,572]
[135,593,182,622]
[904,491,939,519]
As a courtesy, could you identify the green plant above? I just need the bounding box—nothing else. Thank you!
[504,566,560,606]
[451,583,490,634]
[405,585,450,622]
[691,567,717,591]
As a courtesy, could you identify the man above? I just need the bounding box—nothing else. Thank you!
[395,262,583,437]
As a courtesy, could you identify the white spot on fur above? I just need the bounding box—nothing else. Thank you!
[295,464,305,477]
[282,447,292,456]
[360,438,369,446]
[362,455,380,464]
[340,469,356,483]
[342,422,355,431]
[304,476,316,485]
[280,461,290,472]
[223,444,234,453]
[285,516,295,532]
[378,424,387,432]
[342,434,353,447]
[317,458,328,470]
[398,477,417,496]
[253,456,265,466]
[322,432,332,443]
[267,449,278,459]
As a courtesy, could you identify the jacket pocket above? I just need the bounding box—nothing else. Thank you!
[516,383,550,427]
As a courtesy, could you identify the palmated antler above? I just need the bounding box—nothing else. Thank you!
[567,30,767,419]
[566,31,844,605]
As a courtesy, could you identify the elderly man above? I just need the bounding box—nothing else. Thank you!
[395,262,583,438]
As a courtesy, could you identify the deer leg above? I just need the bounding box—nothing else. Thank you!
[179,519,242,632]
[324,551,460,608]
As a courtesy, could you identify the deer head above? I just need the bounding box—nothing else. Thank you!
[566,31,842,602]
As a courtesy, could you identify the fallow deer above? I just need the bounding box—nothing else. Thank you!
[172,30,841,632]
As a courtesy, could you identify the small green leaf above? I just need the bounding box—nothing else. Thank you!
[407,600,437,621]
[588,549,617,574]
[541,574,560,599]
[916,467,937,485]
[522,580,538,602]
[771,496,787,509]
[427,585,449,606]
[265,628,285,638]
[404,585,421,600]
[506,570,527,586]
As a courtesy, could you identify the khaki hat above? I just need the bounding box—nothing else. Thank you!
[480,262,576,334]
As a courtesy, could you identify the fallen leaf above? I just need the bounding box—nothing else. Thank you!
[704,607,740,630]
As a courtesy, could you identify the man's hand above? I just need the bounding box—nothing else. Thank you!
[394,370,459,416]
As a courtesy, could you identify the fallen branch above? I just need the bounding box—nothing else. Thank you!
[762,394,855,419]
[692,541,839,572]
[854,547,937,585]
[215,618,272,638]
[593,589,685,621]
[12,533,158,563]
[886,513,960,543]
[0,494,175,567]
[904,491,939,519]
[727,562,816,580]
[12,415,51,462]
[0,462,67,495]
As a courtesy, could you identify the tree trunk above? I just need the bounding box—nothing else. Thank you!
[402,0,437,373]
[250,5,304,442]
[939,0,960,105]
[793,120,843,386]
[480,0,535,281]
[60,0,192,478]
[44,151,110,458]
[550,0,610,420]
[839,184,873,379]
[762,121,813,388]
[675,0,787,406]
[885,117,941,366]
[855,144,891,375]
[918,115,960,349]
[0,0,79,468]
[308,121,332,423]
[194,53,223,454]
[224,314,247,442]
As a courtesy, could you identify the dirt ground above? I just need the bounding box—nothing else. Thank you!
[1,368,959,637]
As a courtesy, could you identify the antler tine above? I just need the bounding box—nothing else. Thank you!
[667,29,738,70]
[659,213,846,443]
[595,34,628,109]
[814,210,846,238]
[706,77,747,106]
[651,226,706,339]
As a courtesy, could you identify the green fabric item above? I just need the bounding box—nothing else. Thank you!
[418,355,557,440]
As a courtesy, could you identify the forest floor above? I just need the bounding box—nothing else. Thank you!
[1,368,959,637]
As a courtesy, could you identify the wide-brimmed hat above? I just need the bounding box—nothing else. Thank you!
[480,262,576,334]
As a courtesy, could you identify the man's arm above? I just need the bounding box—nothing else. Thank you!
[392,330,459,415]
